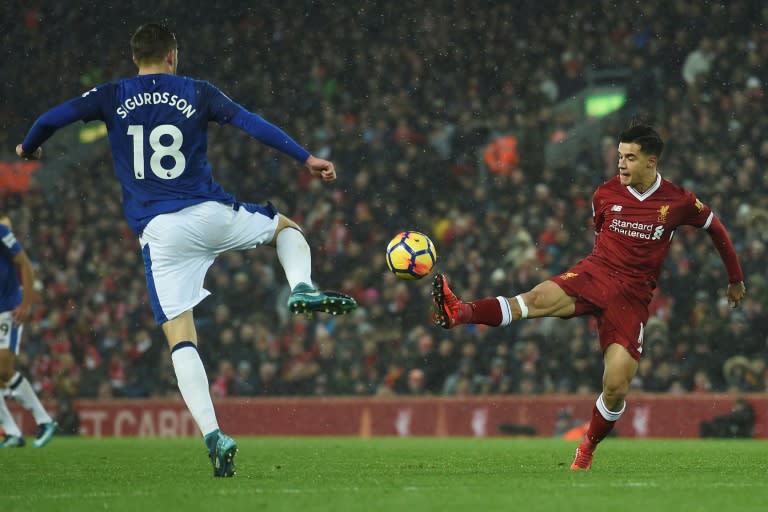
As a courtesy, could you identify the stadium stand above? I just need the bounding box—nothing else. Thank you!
[1,0,767,400]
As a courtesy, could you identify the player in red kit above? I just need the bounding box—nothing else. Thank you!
[432,124,746,470]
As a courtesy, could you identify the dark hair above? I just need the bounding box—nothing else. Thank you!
[130,23,177,64]
[618,124,664,158]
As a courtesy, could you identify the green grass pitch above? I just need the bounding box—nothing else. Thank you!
[0,437,765,511]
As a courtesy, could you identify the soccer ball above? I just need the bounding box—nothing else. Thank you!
[385,231,437,280]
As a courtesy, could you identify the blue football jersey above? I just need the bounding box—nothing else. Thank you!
[0,224,23,312]
[23,74,310,235]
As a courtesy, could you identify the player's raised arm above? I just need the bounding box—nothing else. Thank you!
[229,108,337,181]
[226,107,309,158]
[16,83,106,161]
[705,215,746,307]
[16,101,85,159]
[204,82,335,179]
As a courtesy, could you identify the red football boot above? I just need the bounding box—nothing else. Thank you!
[570,438,595,470]
[431,273,467,329]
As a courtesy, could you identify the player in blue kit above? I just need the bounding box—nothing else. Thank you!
[17,23,356,476]
[0,215,57,448]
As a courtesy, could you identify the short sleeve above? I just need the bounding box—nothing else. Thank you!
[680,191,713,229]
[592,189,606,233]
[0,225,22,257]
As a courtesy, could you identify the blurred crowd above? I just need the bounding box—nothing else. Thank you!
[1,0,767,402]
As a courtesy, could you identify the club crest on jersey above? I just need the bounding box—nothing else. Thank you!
[657,205,670,223]
[611,205,623,212]
[694,198,704,212]
[559,271,578,280]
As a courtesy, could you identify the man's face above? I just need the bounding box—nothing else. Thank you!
[617,142,656,188]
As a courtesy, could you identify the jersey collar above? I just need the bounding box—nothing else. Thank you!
[626,173,661,201]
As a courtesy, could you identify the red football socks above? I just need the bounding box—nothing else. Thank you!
[585,403,616,446]
[467,298,502,326]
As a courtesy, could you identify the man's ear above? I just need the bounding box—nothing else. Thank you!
[132,55,139,68]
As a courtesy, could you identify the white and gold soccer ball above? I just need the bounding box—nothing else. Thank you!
[385,231,437,280]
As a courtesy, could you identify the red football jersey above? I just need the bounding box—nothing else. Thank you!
[588,174,712,285]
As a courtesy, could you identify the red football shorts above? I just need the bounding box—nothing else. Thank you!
[549,258,653,362]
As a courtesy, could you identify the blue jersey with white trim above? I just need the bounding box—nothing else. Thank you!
[23,73,311,235]
[0,224,23,312]
[73,74,237,234]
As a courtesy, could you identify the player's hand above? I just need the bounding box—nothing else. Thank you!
[305,155,336,182]
[16,144,43,160]
[726,281,746,308]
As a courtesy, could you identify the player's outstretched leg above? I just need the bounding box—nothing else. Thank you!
[570,437,595,470]
[205,429,238,477]
[431,273,467,329]
[287,282,357,316]
[33,421,58,448]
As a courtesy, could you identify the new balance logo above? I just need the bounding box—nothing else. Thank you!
[611,205,623,212]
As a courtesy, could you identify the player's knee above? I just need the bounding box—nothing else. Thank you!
[271,216,304,244]
[277,215,303,233]
[602,379,629,406]
[0,353,13,384]
[0,369,14,387]
[525,282,563,312]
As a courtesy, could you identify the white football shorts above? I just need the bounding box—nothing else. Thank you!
[0,310,22,354]
[139,200,280,324]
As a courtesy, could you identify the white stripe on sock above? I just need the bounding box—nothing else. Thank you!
[596,392,626,422]
[496,296,512,326]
